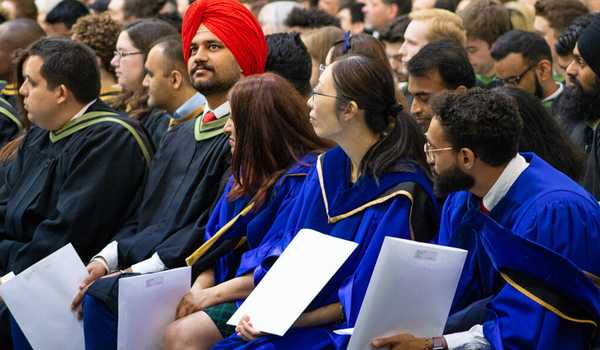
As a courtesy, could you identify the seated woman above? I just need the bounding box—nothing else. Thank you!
[210,54,440,350]
[110,18,177,147]
[82,72,329,350]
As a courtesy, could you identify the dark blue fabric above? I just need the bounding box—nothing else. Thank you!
[439,153,600,315]
[213,146,438,350]
[82,294,118,350]
[9,315,31,350]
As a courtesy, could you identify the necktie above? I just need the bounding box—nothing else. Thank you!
[202,111,217,124]
[479,200,489,215]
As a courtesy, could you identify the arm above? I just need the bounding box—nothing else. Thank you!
[293,302,344,328]
[371,326,490,350]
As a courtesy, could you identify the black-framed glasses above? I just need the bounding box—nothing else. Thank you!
[113,50,143,60]
[497,63,537,86]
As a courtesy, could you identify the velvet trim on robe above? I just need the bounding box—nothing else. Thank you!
[114,116,231,270]
[0,100,152,275]
[438,152,600,317]
[0,96,22,147]
[477,215,600,349]
[186,153,317,284]
[213,146,439,350]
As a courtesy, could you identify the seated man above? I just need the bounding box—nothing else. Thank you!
[372,87,600,349]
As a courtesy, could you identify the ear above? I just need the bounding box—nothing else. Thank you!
[536,59,553,81]
[340,100,359,123]
[171,70,183,90]
[56,84,70,105]
[456,147,477,171]
[454,85,468,93]
[388,3,398,19]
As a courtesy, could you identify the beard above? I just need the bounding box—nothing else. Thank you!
[190,62,241,96]
[433,165,475,196]
[556,77,600,124]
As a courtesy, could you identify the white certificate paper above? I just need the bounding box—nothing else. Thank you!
[118,266,191,350]
[0,244,87,350]
[346,237,467,350]
[227,229,358,336]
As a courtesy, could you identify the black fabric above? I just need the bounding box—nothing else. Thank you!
[115,118,231,270]
[581,123,600,200]
[0,304,13,350]
[140,108,170,149]
[578,16,600,79]
[0,100,152,275]
[0,97,21,147]
[86,273,141,315]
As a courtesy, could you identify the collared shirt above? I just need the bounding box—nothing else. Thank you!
[444,154,530,349]
[172,93,206,121]
[202,101,231,120]
[71,99,97,122]
[542,82,564,105]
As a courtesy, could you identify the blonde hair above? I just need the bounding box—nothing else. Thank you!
[504,1,535,31]
[409,9,467,46]
[300,26,344,65]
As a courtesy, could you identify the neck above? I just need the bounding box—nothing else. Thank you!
[543,80,559,99]
[470,163,508,199]
[54,101,88,130]
[205,91,228,110]
[480,65,495,77]
[167,85,197,114]
[100,69,117,90]
[336,127,380,182]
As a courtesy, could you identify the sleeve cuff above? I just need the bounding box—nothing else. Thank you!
[92,241,119,272]
[130,252,167,274]
[444,325,489,350]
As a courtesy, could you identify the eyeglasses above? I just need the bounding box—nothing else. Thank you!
[424,142,453,162]
[113,50,143,60]
[310,89,343,100]
[497,63,537,86]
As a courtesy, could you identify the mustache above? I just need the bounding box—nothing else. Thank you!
[190,63,215,75]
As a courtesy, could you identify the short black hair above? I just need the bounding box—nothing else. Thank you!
[285,8,340,29]
[491,30,553,64]
[383,0,411,16]
[19,38,100,104]
[379,15,410,43]
[45,0,90,29]
[265,32,312,96]
[340,2,365,23]
[431,87,522,166]
[555,13,599,57]
[152,35,186,76]
[434,0,459,12]
[407,39,476,89]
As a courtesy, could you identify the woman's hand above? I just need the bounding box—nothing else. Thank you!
[236,315,264,341]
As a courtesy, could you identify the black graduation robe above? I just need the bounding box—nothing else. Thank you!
[0,100,153,275]
[114,115,231,270]
[139,108,170,149]
[0,96,22,147]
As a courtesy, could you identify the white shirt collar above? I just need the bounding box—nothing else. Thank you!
[543,82,564,102]
[71,99,97,121]
[482,154,529,211]
[202,101,230,119]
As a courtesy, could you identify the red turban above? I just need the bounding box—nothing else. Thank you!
[182,0,267,76]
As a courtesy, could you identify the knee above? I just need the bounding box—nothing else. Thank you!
[164,319,189,350]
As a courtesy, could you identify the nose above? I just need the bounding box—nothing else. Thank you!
[142,73,149,88]
[111,55,119,68]
[410,98,422,115]
[19,82,28,97]
[223,117,233,134]
[565,59,578,78]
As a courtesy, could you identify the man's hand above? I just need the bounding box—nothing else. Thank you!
[371,333,433,350]
[174,286,217,319]
[236,315,263,341]
[70,260,108,319]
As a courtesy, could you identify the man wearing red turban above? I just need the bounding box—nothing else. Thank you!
[77,1,267,349]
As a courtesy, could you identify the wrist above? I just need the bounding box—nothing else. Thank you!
[431,336,448,350]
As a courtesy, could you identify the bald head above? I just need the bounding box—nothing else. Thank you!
[0,18,45,80]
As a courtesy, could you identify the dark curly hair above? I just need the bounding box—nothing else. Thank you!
[431,87,522,166]
[71,13,121,76]
[555,13,599,57]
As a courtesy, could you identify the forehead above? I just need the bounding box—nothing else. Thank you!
[109,0,124,10]
[466,37,489,50]
[495,52,527,75]
[191,25,222,44]
[317,63,335,88]
[116,31,136,49]
[426,117,447,144]
[404,20,429,43]
[146,46,164,67]
[408,69,446,94]
[23,55,44,78]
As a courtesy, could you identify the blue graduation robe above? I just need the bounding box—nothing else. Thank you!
[187,153,318,285]
[0,100,153,275]
[438,153,600,319]
[476,215,600,349]
[214,146,439,350]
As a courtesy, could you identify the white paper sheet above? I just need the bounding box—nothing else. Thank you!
[227,229,358,336]
[118,266,191,350]
[0,244,87,350]
[346,237,467,350]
